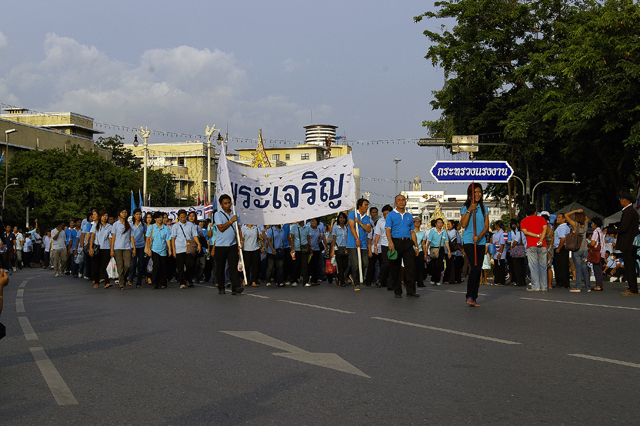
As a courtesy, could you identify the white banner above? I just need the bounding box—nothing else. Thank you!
[142,205,209,221]
[216,143,356,225]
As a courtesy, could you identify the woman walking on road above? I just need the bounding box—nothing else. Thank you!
[460,183,490,306]
[110,208,135,290]
[566,209,591,292]
[589,217,606,291]
[145,211,172,289]
[89,210,113,289]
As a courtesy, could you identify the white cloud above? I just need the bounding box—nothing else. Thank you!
[4,33,331,140]
[282,58,300,73]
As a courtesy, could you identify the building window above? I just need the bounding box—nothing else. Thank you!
[285,153,290,160]
[178,157,185,166]
[301,153,310,160]
[272,154,280,161]
[318,153,322,161]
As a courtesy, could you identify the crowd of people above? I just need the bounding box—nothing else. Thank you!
[1,185,638,304]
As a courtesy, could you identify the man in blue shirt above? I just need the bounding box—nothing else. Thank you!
[214,194,243,295]
[385,194,420,298]
[348,198,372,291]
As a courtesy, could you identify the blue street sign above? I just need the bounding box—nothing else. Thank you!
[430,160,514,183]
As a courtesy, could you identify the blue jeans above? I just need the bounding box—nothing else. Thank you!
[527,246,547,290]
[128,247,146,286]
[572,250,590,290]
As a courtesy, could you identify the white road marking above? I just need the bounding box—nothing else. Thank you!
[246,294,269,299]
[17,289,24,297]
[29,347,79,405]
[568,354,640,369]
[277,299,354,314]
[18,316,38,340]
[16,298,25,313]
[372,317,521,345]
[520,297,640,311]
[193,284,216,289]
[221,331,369,378]
[20,280,28,288]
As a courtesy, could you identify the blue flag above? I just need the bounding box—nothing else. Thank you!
[130,191,136,214]
[138,189,143,209]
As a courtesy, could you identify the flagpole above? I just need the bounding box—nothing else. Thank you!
[231,201,248,286]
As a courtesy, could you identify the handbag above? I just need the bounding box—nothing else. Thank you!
[448,231,458,252]
[511,231,526,258]
[180,224,198,256]
[565,224,583,252]
[298,227,310,253]
[588,229,602,263]
[429,230,444,258]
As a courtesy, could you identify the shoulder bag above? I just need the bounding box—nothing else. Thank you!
[565,224,583,252]
[588,228,603,263]
[429,231,443,259]
[298,227,310,253]
[511,231,526,258]
[181,224,198,256]
[448,231,458,252]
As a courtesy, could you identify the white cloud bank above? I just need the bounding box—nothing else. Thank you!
[2,33,332,140]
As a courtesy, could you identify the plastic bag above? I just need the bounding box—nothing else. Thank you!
[238,260,243,271]
[330,255,337,267]
[106,257,118,279]
[74,250,84,265]
[147,258,153,273]
[325,258,336,274]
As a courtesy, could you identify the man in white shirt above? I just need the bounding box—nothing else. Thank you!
[374,205,393,289]
[14,227,24,270]
[50,222,68,277]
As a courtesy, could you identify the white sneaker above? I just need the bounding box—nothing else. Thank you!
[12,267,16,272]
[304,283,312,287]
[266,283,271,287]
[292,282,298,287]
[611,277,618,282]
[78,274,83,278]
[55,273,59,277]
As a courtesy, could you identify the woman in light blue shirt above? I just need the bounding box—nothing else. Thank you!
[88,210,113,289]
[110,208,135,290]
[145,211,172,289]
[509,219,527,287]
[241,224,263,287]
[289,221,310,287]
[171,209,202,289]
[127,209,147,288]
[330,212,349,287]
[425,218,451,285]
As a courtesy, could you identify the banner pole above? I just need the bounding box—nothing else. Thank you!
[231,202,248,286]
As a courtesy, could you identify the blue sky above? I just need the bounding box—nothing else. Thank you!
[0,0,467,206]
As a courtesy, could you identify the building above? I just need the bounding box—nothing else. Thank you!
[0,108,111,161]
[125,141,216,202]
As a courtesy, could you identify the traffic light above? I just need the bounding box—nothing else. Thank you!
[23,191,35,209]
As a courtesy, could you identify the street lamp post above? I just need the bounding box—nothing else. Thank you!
[133,127,150,206]
[394,158,401,196]
[2,177,18,221]
[531,174,580,205]
[205,124,218,207]
[5,129,17,191]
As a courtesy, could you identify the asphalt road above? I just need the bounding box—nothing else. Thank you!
[1,269,640,425]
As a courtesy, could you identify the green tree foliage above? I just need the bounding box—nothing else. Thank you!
[5,145,180,229]
[95,134,139,171]
[415,0,640,215]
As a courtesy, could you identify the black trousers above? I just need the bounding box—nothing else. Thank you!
[415,254,425,286]
[512,256,526,286]
[216,245,241,291]
[365,253,381,285]
[494,258,506,285]
[151,252,168,288]
[453,255,463,283]
[464,243,485,301]
[554,246,570,288]
[444,254,454,283]
[390,238,417,296]
[243,249,261,284]
[91,250,110,284]
[622,249,638,293]
[379,246,390,286]
[294,250,309,284]
[335,253,349,286]
[430,251,445,284]
[309,250,321,284]
[175,252,196,285]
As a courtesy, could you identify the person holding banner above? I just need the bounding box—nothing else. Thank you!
[460,183,490,306]
[348,199,372,291]
[214,195,244,295]
[385,194,420,298]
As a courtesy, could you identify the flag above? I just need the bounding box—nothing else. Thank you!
[204,202,214,215]
[0,150,4,168]
[197,191,201,206]
[138,189,143,209]
[130,191,136,214]
[203,187,207,204]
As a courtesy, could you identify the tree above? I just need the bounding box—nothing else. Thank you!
[6,145,180,230]
[415,0,640,215]
[95,134,139,171]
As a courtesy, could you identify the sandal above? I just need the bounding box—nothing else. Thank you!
[119,286,125,291]
[93,283,99,289]
[104,283,112,289]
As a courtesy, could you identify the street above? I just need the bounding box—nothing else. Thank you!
[1,269,640,425]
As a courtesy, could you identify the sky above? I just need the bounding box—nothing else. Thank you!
[0,0,468,206]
